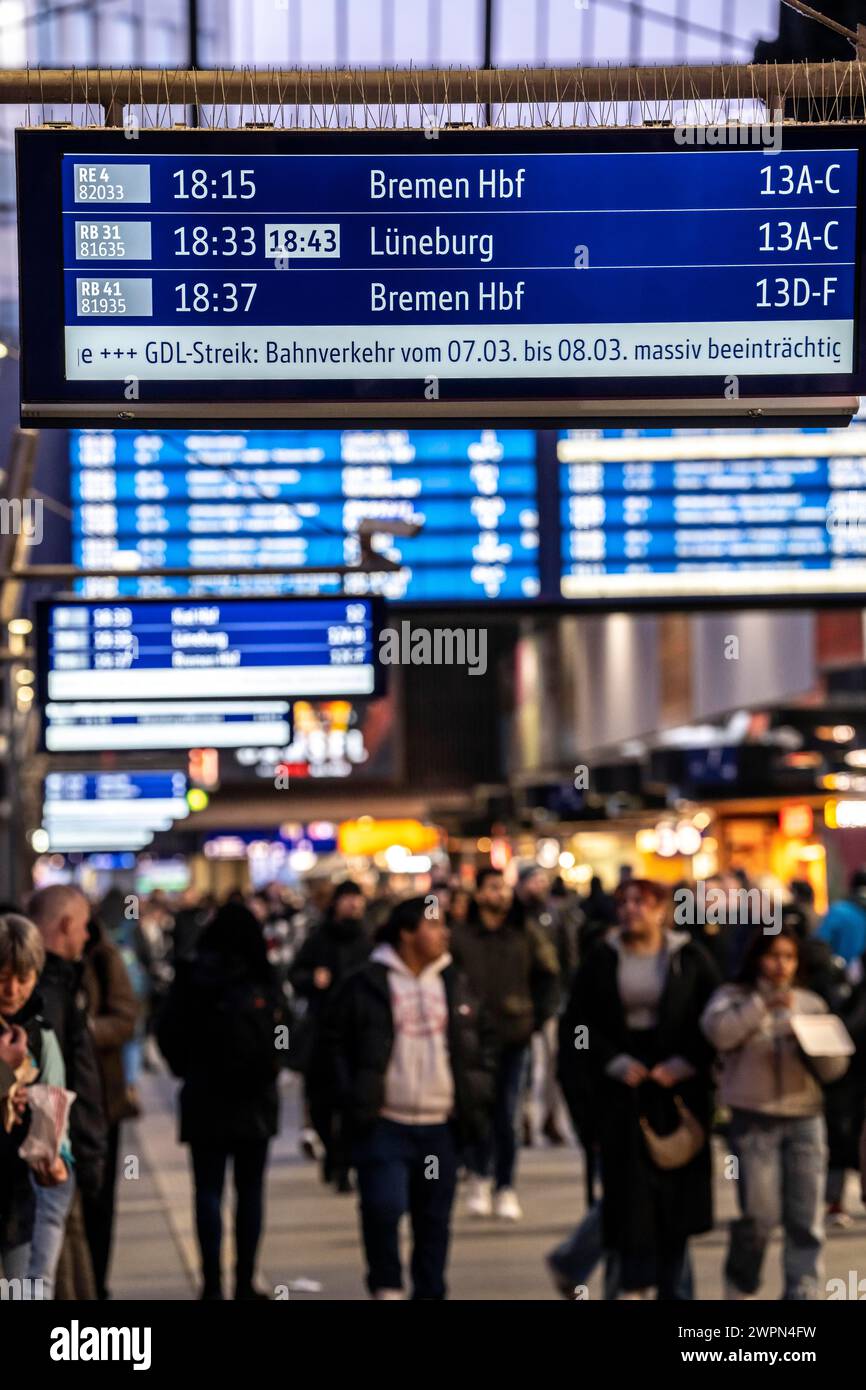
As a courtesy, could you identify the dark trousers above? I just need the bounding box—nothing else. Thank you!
[190,1139,269,1296]
[466,1042,529,1191]
[353,1119,458,1299]
[82,1122,120,1300]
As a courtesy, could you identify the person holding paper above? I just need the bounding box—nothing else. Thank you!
[701,924,851,1300]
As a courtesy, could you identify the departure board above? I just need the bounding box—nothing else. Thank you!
[43,771,189,827]
[38,596,383,703]
[42,699,292,753]
[558,421,866,600]
[16,127,866,426]
[70,427,540,601]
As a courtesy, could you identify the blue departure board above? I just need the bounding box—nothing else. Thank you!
[558,421,866,600]
[45,770,187,803]
[43,771,189,826]
[16,127,866,426]
[70,427,540,601]
[37,596,383,704]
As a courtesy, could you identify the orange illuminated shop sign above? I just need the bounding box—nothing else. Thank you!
[779,804,814,838]
[338,819,441,857]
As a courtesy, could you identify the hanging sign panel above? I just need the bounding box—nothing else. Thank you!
[15,125,866,426]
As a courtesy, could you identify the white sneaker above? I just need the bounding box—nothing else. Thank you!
[299,1127,323,1160]
[372,1289,406,1300]
[493,1188,523,1221]
[465,1176,493,1217]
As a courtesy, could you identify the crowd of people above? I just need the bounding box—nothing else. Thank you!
[1,862,866,1301]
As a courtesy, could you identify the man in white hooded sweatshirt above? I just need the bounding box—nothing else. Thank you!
[322,896,496,1299]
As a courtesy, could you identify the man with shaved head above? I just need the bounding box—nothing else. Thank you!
[29,886,107,1298]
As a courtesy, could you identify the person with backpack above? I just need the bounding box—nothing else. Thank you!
[701,924,851,1300]
[157,901,287,1301]
[321,896,496,1299]
[817,869,866,966]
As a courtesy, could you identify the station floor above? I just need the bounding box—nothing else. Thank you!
[109,1069,866,1302]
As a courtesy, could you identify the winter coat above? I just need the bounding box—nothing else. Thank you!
[288,916,371,1018]
[320,957,497,1146]
[81,921,139,1126]
[157,949,286,1145]
[701,983,850,1118]
[38,952,107,1196]
[449,908,560,1047]
[559,932,720,1256]
[287,917,371,1083]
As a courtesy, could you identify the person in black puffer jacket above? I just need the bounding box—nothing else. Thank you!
[157,902,287,1301]
[321,896,496,1299]
[288,880,371,1189]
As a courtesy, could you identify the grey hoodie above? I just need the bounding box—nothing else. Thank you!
[371,944,455,1127]
[701,983,850,1118]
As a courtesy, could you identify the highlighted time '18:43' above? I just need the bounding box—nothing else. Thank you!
[175,281,257,312]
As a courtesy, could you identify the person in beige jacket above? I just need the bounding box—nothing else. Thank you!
[701,924,850,1301]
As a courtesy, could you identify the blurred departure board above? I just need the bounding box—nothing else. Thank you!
[559,423,866,600]
[71,427,540,602]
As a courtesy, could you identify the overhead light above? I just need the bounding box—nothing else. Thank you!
[289,848,317,873]
[845,749,866,769]
[635,828,659,854]
[826,800,866,829]
[14,669,35,685]
[815,724,855,743]
[30,829,50,853]
[536,839,560,870]
[675,823,703,857]
[8,618,32,636]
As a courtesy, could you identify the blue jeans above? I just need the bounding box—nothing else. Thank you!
[353,1119,458,1299]
[727,1110,827,1300]
[466,1042,529,1191]
[123,1037,144,1088]
[0,1240,31,1292]
[28,1166,76,1300]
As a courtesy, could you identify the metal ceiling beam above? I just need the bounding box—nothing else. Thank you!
[2,61,866,114]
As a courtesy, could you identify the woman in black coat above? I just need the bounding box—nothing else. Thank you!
[559,879,720,1299]
[158,903,286,1300]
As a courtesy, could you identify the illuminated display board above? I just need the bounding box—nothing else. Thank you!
[16,126,866,426]
[71,427,539,602]
[37,596,384,753]
[558,422,866,600]
[38,595,383,701]
[43,770,189,822]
